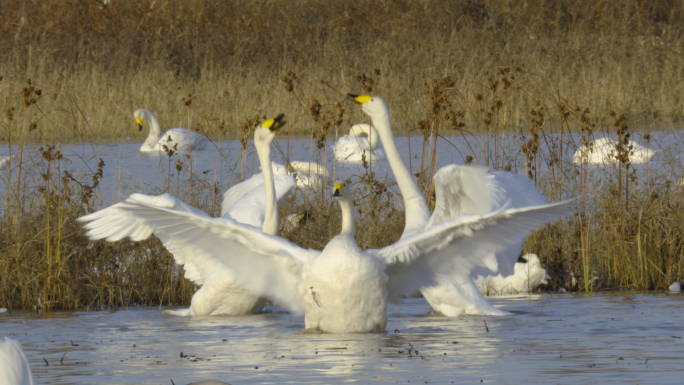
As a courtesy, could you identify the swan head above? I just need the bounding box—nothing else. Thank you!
[133,109,150,131]
[348,94,389,120]
[254,113,286,145]
[332,180,346,198]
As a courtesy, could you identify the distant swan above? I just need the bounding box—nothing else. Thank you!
[271,161,328,189]
[474,254,550,295]
[134,108,209,153]
[82,115,293,316]
[573,137,658,164]
[349,94,571,316]
[333,123,385,163]
[0,337,34,385]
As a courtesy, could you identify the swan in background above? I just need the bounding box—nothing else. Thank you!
[0,337,34,385]
[0,155,16,171]
[572,137,659,164]
[474,254,550,295]
[349,94,571,316]
[134,108,209,153]
[79,156,571,332]
[81,115,293,316]
[334,123,385,163]
[271,161,328,189]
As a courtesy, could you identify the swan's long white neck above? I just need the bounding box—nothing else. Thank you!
[256,135,278,235]
[368,102,430,238]
[350,124,380,150]
[337,195,355,236]
[142,110,162,148]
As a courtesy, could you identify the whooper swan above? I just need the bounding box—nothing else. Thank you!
[473,254,550,295]
[0,337,34,385]
[81,115,295,316]
[134,108,209,153]
[333,123,385,163]
[79,158,571,332]
[572,137,659,164]
[349,94,572,316]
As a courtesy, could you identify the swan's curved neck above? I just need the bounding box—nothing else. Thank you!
[144,112,162,138]
[371,108,430,237]
[351,124,380,150]
[256,137,278,235]
[337,195,355,236]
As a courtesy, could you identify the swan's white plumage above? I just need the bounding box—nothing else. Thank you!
[572,137,659,164]
[0,337,34,385]
[350,95,572,315]
[270,162,327,189]
[135,108,209,153]
[474,254,549,295]
[81,118,295,317]
[333,123,385,163]
[220,173,297,225]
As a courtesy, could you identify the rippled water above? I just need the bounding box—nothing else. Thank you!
[1,293,682,384]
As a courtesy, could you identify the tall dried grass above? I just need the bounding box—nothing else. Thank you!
[0,0,683,311]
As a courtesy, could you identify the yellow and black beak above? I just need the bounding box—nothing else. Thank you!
[347,94,372,105]
[261,113,286,133]
[136,117,144,131]
[332,183,343,197]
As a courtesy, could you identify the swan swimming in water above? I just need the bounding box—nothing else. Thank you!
[333,123,385,163]
[348,94,571,316]
[474,254,550,295]
[572,137,659,164]
[0,337,34,385]
[134,108,210,153]
[81,115,294,316]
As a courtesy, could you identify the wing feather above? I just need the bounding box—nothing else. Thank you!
[78,194,313,313]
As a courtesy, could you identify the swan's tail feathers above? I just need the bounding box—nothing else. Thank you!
[164,308,193,316]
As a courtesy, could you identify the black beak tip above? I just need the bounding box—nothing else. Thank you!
[347,93,358,99]
[138,124,143,131]
[333,190,341,197]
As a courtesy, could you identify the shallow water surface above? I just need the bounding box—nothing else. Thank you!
[1,293,682,384]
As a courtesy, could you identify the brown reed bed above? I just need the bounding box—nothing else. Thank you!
[1,1,683,311]
[2,0,684,142]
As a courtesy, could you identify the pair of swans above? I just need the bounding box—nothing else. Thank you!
[134,109,209,153]
[572,137,659,164]
[81,98,572,332]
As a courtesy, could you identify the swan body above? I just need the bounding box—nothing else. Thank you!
[302,181,388,333]
[334,123,385,163]
[349,94,572,316]
[0,337,34,385]
[271,161,327,189]
[82,116,291,317]
[474,254,549,295]
[0,155,15,171]
[134,108,209,153]
[573,137,658,164]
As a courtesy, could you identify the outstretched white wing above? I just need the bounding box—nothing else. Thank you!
[78,194,314,313]
[220,173,297,226]
[375,200,573,300]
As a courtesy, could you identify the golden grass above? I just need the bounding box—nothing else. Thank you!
[1,0,683,311]
[2,0,684,141]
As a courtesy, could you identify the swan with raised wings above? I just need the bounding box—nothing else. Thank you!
[80,161,570,332]
[334,123,385,163]
[82,115,295,316]
[348,94,568,315]
[134,108,209,153]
